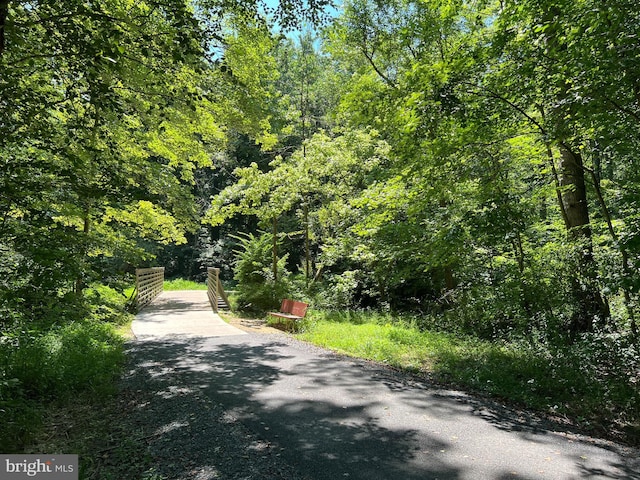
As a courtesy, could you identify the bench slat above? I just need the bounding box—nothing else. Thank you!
[269,299,309,321]
[269,312,303,320]
[290,302,308,317]
[280,299,294,313]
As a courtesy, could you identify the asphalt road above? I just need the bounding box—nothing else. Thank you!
[129,293,640,479]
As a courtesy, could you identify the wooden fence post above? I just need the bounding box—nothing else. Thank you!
[207,267,219,313]
[208,267,231,312]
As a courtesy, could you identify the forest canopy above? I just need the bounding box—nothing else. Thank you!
[2,0,640,341]
[205,0,640,344]
[0,0,325,322]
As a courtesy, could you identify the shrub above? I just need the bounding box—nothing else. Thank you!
[232,232,291,313]
[0,284,130,452]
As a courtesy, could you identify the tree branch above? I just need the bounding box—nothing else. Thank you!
[360,45,397,89]
[608,97,640,124]
[462,81,547,136]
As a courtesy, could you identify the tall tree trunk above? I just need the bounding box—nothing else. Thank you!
[304,202,310,286]
[558,144,609,334]
[535,5,610,334]
[272,216,278,283]
[443,267,455,291]
[588,166,637,338]
[75,207,91,295]
[545,140,569,227]
[558,145,590,238]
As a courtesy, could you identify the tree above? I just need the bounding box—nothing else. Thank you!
[1,1,217,312]
[205,128,390,293]
[309,0,640,337]
[487,0,640,333]
[0,0,329,326]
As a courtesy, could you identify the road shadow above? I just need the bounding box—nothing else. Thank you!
[117,335,640,480]
[120,336,463,480]
[343,356,640,479]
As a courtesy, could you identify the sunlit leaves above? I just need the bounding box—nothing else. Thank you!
[0,0,310,312]
[206,128,389,227]
[102,201,188,246]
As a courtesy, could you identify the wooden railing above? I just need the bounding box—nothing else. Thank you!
[135,267,164,309]
[207,267,230,313]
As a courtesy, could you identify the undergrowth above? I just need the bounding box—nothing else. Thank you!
[0,284,131,453]
[163,278,207,291]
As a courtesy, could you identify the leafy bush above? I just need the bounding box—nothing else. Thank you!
[313,271,362,309]
[12,323,124,397]
[232,232,291,313]
[0,285,130,452]
[0,375,42,452]
[85,284,135,324]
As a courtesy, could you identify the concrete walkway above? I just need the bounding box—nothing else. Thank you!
[131,290,246,339]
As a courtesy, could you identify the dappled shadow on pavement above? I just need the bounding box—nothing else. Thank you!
[440,391,640,480]
[120,335,640,480]
[361,361,640,480]
[121,339,303,479]
[122,336,461,480]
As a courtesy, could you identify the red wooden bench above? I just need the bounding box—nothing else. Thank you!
[267,299,309,322]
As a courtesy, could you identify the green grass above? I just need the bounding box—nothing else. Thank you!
[163,278,207,290]
[0,285,131,453]
[1,282,169,477]
[298,311,640,444]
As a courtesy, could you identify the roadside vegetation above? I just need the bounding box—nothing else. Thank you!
[296,309,640,446]
[2,277,212,478]
[0,285,131,454]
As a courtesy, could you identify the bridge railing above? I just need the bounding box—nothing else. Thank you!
[207,267,230,312]
[135,267,165,309]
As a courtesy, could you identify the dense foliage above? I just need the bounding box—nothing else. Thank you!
[0,285,128,451]
[2,0,639,448]
[205,0,639,436]
[0,0,332,450]
[210,0,640,346]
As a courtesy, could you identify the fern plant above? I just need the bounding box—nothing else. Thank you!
[231,232,290,313]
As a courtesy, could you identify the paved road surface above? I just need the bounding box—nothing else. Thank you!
[132,290,246,339]
[130,291,640,479]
